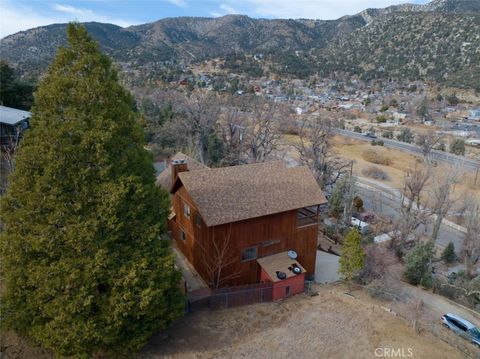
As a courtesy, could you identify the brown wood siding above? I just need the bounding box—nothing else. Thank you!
[171,183,319,288]
[171,186,210,276]
[207,210,318,286]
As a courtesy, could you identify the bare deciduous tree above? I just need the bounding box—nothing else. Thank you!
[244,97,283,163]
[218,100,246,165]
[199,225,240,288]
[297,117,351,190]
[402,163,431,213]
[359,245,398,284]
[463,199,480,277]
[416,130,443,160]
[410,299,424,333]
[429,167,459,243]
[391,164,432,252]
[1,131,22,193]
[170,90,222,164]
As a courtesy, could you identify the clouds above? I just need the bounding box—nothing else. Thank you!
[210,3,239,17]
[0,0,430,38]
[166,0,188,7]
[0,1,137,38]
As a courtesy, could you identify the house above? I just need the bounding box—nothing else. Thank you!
[0,105,30,149]
[469,109,480,121]
[166,159,327,291]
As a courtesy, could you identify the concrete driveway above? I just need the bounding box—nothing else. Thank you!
[315,250,340,284]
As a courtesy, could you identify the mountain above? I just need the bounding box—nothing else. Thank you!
[358,0,480,22]
[317,11,480,88]
[0,15,366,79]
[1,0,479,87]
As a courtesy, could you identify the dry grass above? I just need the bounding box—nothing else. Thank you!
[141,285,464,359]
[362,166,390,181]
[362,149,393,166]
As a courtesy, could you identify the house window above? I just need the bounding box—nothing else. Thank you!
[183,202,191,218]
[241,246,258,262]
[195,214,202,228]
[180,229,186,241]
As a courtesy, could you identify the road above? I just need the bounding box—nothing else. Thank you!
[357,183,465,251]
[334,129,480,172]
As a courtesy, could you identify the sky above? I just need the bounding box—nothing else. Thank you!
[0,0,430,38]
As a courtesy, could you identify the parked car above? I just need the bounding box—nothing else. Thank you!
[441,313,480,347]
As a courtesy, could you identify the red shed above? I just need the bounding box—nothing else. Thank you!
[257,251,306,300]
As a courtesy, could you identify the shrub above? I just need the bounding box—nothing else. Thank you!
[362,166,389,180]
[353,196,364,212]
[404,242,434,288]
[396,128,414,143]
[441,242,456,263]
[354,125,362,133]
[382,130,393,139]
[435,141,446,151]
[339,229,365,283]
[371,139,384,146]
[376,115,387,123]
[362,149,392,165]
[450,138,465,156]
[359,245,398,285]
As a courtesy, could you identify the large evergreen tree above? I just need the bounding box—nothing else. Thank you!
[0,24,184,357]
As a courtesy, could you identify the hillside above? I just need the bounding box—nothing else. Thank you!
[316,12,480,88]
[1,0,479,87]
[0,15,366,79]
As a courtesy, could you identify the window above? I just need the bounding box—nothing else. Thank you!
[241,246,258,262]
[195,214,202,228]
[183,202,191,218]
[180,229,186,241]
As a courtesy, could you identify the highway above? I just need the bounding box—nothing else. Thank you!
[333,129,480,172]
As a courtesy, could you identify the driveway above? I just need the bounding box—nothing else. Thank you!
[315,250,340,284]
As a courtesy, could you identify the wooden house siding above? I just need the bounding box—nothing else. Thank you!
[171,200,319,287]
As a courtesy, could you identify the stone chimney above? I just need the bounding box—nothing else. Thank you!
[171,159,188,186]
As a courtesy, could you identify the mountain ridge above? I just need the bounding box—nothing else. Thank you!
[1,0,479,87]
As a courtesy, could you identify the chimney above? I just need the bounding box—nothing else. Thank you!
[171,159,188,186]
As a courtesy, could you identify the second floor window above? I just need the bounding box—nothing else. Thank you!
[183,202,191,218]
[195,214,202,228]
[241,246,258,262]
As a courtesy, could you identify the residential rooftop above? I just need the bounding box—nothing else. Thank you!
[0,105,31,126]
[173,160,327,227]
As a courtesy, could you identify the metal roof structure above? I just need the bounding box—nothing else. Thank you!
[0,105,31,126]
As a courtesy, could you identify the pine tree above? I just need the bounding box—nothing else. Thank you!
[404,241,434,287]
[339,229,365,283]
[441,242,456,264]
[0,24,184,357]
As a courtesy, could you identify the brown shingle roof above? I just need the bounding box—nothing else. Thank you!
[156,152,208,190]
[173,161,327,227]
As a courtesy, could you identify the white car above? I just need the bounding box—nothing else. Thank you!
[441,313,480,347]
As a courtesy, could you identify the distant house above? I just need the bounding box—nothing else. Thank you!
[466,139,480,147]
[0,105,30,149]
[163,159,327,294]
[469,109,480,121]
